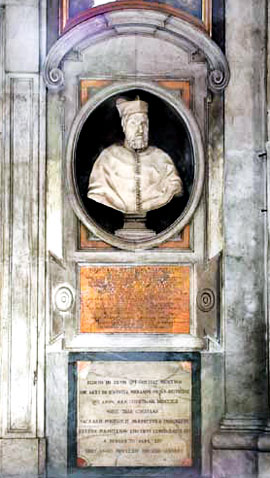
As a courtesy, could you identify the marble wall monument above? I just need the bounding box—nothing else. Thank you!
[0,1,269,478]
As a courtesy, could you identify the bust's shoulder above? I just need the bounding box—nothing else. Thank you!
[106,143,124,152]
[96,143,127,159]
[144,146,173,163]
[92,144,124,168]
[146,145,164,153]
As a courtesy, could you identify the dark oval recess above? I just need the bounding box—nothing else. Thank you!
[75,89,194,235]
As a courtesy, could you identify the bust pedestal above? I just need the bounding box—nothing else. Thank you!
[115,213,155,240]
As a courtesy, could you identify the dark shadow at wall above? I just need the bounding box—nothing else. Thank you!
[212,0,225,52]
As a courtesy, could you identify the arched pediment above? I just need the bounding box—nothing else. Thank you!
[43,3,230,93]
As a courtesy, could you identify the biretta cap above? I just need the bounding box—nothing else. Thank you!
[116,96,148,118]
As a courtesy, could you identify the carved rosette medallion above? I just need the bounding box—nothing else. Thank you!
[197,288,216,312]
[54,285,74,312]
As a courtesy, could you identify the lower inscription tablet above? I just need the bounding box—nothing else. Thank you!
[77,361,192,467]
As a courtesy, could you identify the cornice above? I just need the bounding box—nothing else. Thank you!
[43,4,229,94]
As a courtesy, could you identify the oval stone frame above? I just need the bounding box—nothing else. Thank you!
[66,81,205,251]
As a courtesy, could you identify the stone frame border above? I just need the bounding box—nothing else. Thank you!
[68,351,201,476]
[66,80,205,251]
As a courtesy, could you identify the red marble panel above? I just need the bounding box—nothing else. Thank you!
[80,266,190,333]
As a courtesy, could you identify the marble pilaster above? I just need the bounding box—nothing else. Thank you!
[212,0,269,476]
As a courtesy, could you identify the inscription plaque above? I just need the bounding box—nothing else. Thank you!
[76,361,192,467]
[80,266,190,334]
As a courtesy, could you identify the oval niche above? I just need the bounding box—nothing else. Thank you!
[66,82,205,251]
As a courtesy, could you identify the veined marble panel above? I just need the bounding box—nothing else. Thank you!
[5,5,39,72]
[1,75,39,436]
[46,95,65,260]
[77,360,192,467]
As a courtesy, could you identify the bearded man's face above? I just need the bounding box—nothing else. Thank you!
[123,113,149,150]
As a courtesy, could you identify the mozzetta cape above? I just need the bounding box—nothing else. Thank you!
[87,144,183,213]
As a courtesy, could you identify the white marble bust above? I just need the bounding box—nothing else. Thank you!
[87,97,183,214]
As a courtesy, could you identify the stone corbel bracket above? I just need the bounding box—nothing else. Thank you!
[43,5,230,93]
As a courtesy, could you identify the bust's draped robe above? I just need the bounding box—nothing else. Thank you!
[87,144,183,214]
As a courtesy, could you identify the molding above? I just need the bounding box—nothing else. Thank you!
[8,77,36,434]
[202,0,212,36]
[61,0,69,34]
[65,80,205,251]
[212,430,270,451]
[219,416,268,432]
[212,431,260,450]
[72,250,203,264]
[36,25,47,439]
[0,6,5,440]
[43,6,229,94]
[60,1,210,34]
[64,333,206,351]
